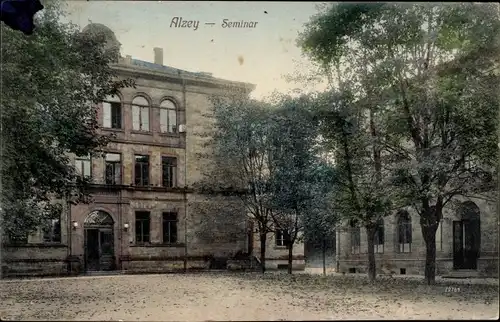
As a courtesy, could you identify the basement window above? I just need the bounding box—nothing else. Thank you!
[400,268,406,275]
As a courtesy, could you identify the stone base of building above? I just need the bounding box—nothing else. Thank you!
[264,259,306,271]
[2,254,269,278]
[338,257,499,278]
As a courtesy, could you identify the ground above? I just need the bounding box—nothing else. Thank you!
[1,272,498,321]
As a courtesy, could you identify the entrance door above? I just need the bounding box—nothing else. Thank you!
[85,229,100,271]
[453,220,479,270]
[99,228,114,271]
[84,228,115,271]
[83,210,115,272]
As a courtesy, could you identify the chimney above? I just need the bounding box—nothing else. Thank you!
[154,47,163,65]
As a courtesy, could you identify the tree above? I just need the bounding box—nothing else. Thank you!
[302,160,338,276]
[299,2,499,284]
[314,90,396,281]
[0,2,134,238]
[266,94,334,274]
[194,96,277,273]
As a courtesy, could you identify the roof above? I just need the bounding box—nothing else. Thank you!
[120,58,255,92]
[131,59,202,77]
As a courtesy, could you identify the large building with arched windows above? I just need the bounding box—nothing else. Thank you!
[2,23,274,277]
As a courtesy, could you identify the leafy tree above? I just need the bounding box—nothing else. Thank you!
[266,94,334,274]
[193,96,277,273]
[299,2,499,284]
[0,2,134,239]
[301,158,338,276]
[314,90,397,281]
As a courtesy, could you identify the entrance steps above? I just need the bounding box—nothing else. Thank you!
[442,269,481,279]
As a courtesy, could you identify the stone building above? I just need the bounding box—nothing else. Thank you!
[336,191,498,278]
[2,24,304,277]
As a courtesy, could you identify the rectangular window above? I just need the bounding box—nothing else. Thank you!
[132,106,150,131]
[75,154,92,178]
[162,212,178,244]
[168,109,177,133]
[134,155,149,186]
[398,222,412,253]
[43,217,61,243]
[103,102,121,129]
[374,228,384,254]
[275,229,288,247]
[162,157,177,188]
[351,227,360,254]
[132,105,141,130]
[160,109,169,133]
[141,106,150,131]
[105,153,121,185]
[135,211,150,244]
[373,219,385,253]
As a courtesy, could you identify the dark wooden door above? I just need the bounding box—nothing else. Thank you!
[453,221,464,269]
[453,220,479,270]
[462,220,478,270]
[99,229,115,271]
[85,228,100,271]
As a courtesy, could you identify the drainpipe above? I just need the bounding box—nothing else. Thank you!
[119,188,123,271]
[179,70,188,272]
[67,195,72,271]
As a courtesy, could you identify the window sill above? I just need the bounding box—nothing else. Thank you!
[131,130,153,135]
[159,132,181,138]
[131,243,185,248]
[101,128,124,133]
[2,243,67,248]
[274,246,287,250]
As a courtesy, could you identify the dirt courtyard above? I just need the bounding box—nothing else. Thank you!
[1,272,498,321]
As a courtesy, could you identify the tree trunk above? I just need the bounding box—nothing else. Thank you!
[366,225,377,281]
[421,222,438,285]
[322,237,326,276]
[259,233,267,273]
[287,244,293,274]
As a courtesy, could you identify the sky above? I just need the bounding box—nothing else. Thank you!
[64,1,329,100]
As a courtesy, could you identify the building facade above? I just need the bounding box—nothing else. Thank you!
[1,24,305,277]
[336,195,498,277]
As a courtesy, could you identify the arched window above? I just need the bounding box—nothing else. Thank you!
[132,96,150,131]
[398,211,412,253]
[349,219,360,254]
[102,94,121,129]
[160,99,177,133]
[374,218,384,253]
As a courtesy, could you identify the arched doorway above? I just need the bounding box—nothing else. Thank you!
[453,201,480,270]
[84,210,115,271]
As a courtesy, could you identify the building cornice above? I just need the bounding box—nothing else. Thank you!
[112,63,256,95]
